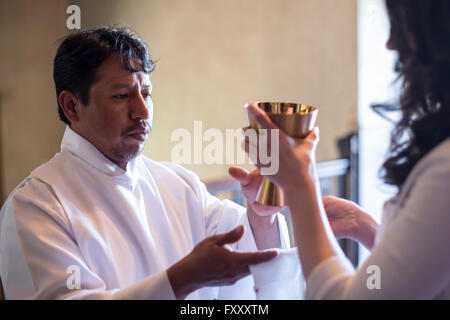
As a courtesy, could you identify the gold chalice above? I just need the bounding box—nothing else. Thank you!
[244,102,318,207]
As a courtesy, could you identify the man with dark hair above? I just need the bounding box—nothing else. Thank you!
[0,27,302,299]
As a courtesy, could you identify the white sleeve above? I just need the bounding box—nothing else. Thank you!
[0,178,176,300]
[207,197,305,300]
[161,162,304,299]
[306,156,450,299]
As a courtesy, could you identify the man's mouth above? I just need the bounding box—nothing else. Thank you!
[125,126,149,142]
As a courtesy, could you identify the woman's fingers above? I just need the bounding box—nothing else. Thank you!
[242,134,261,168]
[246,103,279,130]
[305,127,320,145]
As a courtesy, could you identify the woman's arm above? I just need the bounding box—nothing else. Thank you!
[245,104,344,278]
[306,156,450,299]
[245,103,450,299]
[283,170,342,279]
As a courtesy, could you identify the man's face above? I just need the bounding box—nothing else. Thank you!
[72,54,153,169]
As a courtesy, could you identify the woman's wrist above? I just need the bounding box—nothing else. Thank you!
[281,164,317,195]
[279,163,378,251]
[283,174,320,213]
[354,211,378,250]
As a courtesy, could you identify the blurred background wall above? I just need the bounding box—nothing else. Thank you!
[0,0,67,203]
[0,0,357,203]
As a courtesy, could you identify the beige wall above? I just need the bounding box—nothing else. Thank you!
[0,0,357,201]
[0,0,67,202]
[76,0,358,181]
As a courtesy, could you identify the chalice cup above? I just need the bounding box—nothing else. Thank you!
[244,102,318,207]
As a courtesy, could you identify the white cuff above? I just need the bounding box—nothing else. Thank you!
[237,212,291,252]
[249,248,304,299]
[115,270,176,300]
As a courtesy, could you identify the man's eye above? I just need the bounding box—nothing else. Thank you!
[113,94,128,99]
[142,93,152,99]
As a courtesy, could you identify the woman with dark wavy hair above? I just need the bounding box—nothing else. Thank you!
[245,0,450,299]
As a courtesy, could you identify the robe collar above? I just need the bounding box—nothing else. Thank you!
[60,126,139,189]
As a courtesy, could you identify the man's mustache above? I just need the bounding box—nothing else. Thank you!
[122,120,152,136]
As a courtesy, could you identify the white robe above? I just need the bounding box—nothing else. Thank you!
[0,126,303,300]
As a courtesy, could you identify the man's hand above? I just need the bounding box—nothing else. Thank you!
[228,166,283,216]
[228,167,282,250]
[167,225,278,300]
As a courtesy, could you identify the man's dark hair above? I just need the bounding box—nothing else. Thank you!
[53,26,155,125]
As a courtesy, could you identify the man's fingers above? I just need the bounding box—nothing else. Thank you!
[252,202,284,215]
[228,167,251,186]
[231,250,278,265]
[232,266,251,282]
[215,225,245,246]
[248,169,263,185]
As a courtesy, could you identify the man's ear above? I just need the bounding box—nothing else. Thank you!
[58,90,81,124]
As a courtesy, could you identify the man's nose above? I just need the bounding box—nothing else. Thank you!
[130,93,150,121]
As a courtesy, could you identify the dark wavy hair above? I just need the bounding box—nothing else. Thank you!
[53,26,155,125]
[373,0,450,189]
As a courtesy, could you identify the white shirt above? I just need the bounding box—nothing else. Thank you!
[306,138,450,299]
[0,126,303,300]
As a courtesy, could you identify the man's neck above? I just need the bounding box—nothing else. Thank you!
[69,125,129,171]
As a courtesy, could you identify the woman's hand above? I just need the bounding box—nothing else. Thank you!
[243,104,340,277]
[323,196,378,250]
[244,103,320,192]
[323,196,362,239]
